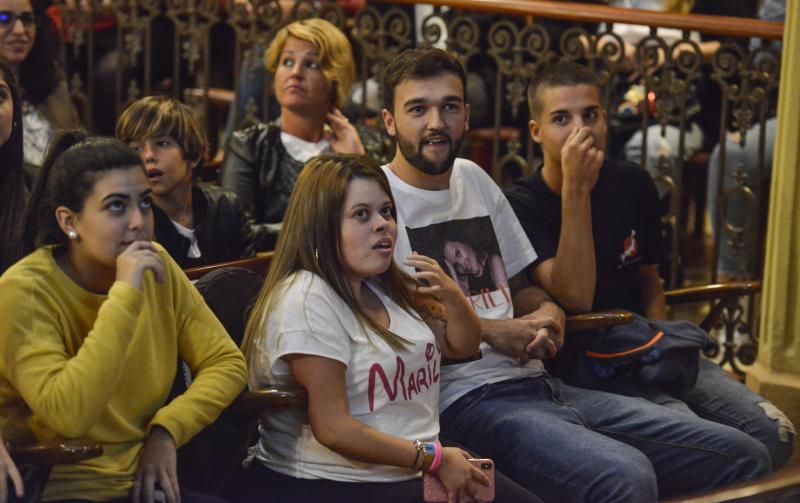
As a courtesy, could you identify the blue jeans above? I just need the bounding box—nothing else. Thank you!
[440,376,771,502]
[667,359,793,469]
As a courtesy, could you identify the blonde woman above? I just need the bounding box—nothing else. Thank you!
[221,19,387,234]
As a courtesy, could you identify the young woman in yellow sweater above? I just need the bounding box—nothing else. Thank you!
[0,131,247,502]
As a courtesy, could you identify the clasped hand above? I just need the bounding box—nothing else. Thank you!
[486,303,564,364]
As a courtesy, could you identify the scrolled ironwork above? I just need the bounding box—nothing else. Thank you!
[420,7,446,48]
[446,13,480,64]
[720,169,758,253]
[165,0,219,77]
[289,0,345,28]
[352,6,412,78]
[226,0,283,49]
[710,297,756,376]
[712,41,778,140]
[488,20,550,120]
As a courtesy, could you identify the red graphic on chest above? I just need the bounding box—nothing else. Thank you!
[619,229,639,266]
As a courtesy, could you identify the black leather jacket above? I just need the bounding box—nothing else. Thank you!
[153,182,274,268]
[220,121,391,225]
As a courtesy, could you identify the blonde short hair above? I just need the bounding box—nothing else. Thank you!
[265,18,355,108]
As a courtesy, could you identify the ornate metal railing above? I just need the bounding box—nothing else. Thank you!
[54,0,783,372]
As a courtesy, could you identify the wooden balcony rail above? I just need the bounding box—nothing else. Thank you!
[388,0,784,39]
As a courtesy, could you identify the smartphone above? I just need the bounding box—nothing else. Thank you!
[423,458,496,502]
[153,488,167,503]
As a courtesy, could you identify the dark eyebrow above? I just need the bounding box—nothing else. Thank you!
[402,95,463,108]
[101,188,152,203]
[102,193,131,203]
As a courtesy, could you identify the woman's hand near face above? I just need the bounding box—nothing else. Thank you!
[0,436,24,503]
[436,447,491,503]
[406,253,481,359]
[116,241,164,291]
[132,426,180,503]
[325,108,366,155]
[405,253,464,306]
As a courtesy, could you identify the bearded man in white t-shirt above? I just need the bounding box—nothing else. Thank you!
[378,47,771,502]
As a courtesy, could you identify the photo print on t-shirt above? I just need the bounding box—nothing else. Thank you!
[406,216,512,312]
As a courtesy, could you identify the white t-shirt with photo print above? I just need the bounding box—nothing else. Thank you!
[250,270,441,482]
[382,158,544,411]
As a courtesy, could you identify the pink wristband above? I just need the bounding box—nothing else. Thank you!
[428,442,443,473]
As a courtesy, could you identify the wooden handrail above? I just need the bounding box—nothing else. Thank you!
[228,386,308,414]
[665,281,761,305]
[386,0,783,40]
[9,438,103,465]
[184,253,274,281]
[565,310,633,332]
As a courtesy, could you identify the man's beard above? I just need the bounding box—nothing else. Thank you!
[397,131,463,176]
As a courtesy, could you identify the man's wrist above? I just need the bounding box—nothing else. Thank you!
[480,317,503,342]
[561,180,593,199]
[537,300,565,321]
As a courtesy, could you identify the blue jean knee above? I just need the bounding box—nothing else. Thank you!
[674,358,795,469]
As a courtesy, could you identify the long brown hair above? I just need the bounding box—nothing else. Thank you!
[0,62,25,273]
[242,154,417,365]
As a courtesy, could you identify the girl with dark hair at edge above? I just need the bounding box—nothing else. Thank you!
[0,0,79,170]
[0,57,24,503]
[0,61,25,274]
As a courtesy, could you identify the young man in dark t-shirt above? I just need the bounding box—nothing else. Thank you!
[506,155,663,316]
[504,61,795,469]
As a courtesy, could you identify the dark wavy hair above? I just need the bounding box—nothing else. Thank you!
[20,130,144,254]
[0,62,25,273]
[18,0,64,105]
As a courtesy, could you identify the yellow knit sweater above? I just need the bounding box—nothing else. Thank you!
[0,245,247,501]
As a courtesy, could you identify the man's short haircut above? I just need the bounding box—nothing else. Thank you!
[116,96,208,166]
[381,47,467,113]
[527,61,602,118]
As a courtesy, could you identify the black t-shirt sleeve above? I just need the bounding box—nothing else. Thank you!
[632,168,664,266]
[504,180,559,268]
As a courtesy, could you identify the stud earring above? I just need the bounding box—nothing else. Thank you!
[67,230,78,240]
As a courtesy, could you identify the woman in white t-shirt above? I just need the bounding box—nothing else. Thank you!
[238,154,539,502]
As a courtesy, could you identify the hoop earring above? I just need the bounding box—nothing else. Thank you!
[67,230,78,240]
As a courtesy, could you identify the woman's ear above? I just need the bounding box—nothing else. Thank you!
[55,206,77,238]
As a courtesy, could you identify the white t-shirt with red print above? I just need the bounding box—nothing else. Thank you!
[249,270,440,482]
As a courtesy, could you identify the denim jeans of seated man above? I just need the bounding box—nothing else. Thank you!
[595,357,795,471]
[440,376,771,503]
